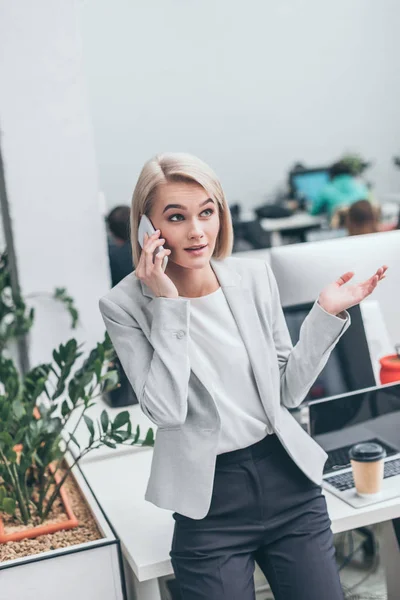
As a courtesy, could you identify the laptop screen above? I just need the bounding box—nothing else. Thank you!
[309,384,400,473]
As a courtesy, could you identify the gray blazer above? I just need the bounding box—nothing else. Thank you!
[99,256,350,519]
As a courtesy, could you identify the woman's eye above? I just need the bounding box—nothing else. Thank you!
[169,209,214,222]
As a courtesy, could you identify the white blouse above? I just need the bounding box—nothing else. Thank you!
[181,287,273,454]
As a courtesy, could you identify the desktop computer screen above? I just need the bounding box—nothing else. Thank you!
[283,303,376,403]
[290,169,330,204]
[270,230,400,348]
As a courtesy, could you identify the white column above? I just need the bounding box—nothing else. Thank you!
[0,0,111,365]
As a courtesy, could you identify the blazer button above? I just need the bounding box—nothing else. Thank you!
[176,330,185,339]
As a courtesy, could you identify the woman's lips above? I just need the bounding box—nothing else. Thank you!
[184,244,208,255]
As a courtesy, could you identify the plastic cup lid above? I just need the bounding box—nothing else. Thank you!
[349,442,387,462]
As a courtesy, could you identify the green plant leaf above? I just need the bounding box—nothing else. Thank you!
[142,428,155,447]
[100,410,109,433]
[2,497,16,515]
[103,439,117,449]
[83,414,95,438]
[133,425,140,444]
[112,411,130,431]
[0,431,13,448]
[0,485,6,504]
[61,399,70,417]
[69,433,81,450]
[6,448,17,463]
[101,370,119,392]
[12,399,26,420]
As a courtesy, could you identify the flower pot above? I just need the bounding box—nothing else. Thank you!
[379,353,400,384]
[0,465,78,543]
[0,459,125,600]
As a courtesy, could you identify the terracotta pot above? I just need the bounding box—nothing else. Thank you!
[0,464,78,543]
[379,353,400,385]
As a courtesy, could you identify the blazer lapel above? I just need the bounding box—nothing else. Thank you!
[140,259,277,426]
[210,259,277,426]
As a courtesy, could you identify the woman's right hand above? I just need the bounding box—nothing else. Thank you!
[135,230,179,298]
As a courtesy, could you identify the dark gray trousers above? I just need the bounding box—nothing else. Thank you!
[170,434,344,600]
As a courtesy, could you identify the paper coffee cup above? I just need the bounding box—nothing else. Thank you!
[349,442,386,497]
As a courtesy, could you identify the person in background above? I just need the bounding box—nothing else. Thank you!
[346,199,379,236]
[310,160,369,217]
[106,205,134,287]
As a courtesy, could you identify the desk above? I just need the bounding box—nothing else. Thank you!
[77,411,400,600]
[259,213,326,245]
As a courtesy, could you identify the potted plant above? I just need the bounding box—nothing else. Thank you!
[0,333,154,598]
[0,247,154,598]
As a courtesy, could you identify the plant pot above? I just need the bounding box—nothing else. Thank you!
[0,458,126,600]
[0,464,78,543]
[379,353,400,384]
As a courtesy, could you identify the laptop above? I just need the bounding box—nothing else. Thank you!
[308,382,400,508]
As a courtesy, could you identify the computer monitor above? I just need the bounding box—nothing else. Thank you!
[283,303,375,403]
[289,168,330,205]
[308,383,400,461]
[270,230,400,348]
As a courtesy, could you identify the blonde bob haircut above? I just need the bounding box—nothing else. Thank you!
[130,153,233,267]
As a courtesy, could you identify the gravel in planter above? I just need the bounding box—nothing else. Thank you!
[0,469,102,562]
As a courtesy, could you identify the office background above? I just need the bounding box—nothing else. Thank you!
[78,0,400,210]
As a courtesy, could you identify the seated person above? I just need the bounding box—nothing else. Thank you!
[106,205,134,287]
[310,160,369,217]
[346,199,379,236]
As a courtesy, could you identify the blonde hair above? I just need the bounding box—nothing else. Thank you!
[130,153,233,266]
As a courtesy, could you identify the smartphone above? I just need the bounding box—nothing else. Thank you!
[138,214,168,271]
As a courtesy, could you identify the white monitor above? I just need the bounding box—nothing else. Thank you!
[270,230,400,348]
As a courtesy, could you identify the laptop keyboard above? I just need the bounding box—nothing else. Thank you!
[325,458,400,492]
[324,438,398,474]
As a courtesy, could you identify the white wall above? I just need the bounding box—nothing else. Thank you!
[78,0,400,211]
[0,1,112,365]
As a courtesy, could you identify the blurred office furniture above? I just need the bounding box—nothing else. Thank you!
[283,303,375,402]
[234,247,272,264]
[305,227,347,243]
[230,203,272,252]
[254,203,293,219]
[258,212,325,246]
[269,230,400,348]
[75,399,400,600]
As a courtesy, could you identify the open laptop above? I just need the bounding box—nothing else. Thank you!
[308,382,400,508]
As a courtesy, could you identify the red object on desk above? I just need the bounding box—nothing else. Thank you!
[379,352,400,384]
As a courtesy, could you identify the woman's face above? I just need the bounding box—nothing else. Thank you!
[149,180,220,270]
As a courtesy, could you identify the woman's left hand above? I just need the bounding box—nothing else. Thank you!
[318,265,388,316]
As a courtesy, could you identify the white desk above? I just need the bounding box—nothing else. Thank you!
[259,213,325,245]
[79,440,400,600]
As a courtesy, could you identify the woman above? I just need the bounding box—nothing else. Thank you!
[99,153,387,600]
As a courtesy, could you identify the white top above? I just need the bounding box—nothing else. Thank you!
[182,287,273,454]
